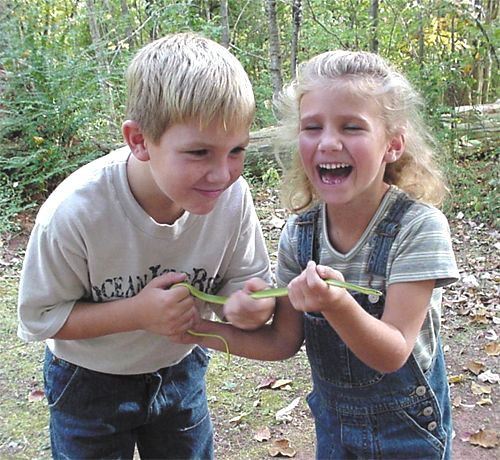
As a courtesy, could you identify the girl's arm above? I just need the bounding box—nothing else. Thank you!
[178,296,304,361]
[289,261,434,373]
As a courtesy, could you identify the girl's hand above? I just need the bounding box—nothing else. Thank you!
[288,261,350,313]
[136,272,199,338]
[223,277,276,330]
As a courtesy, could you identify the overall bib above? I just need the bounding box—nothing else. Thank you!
[296,195,452,459]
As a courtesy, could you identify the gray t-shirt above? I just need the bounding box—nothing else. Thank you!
[18,147,271,374]
[276,186,459,371]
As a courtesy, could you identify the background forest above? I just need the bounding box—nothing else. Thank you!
[0,0,498,232]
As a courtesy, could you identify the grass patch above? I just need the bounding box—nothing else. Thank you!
[207,351,315,459]
[0,270,49,458]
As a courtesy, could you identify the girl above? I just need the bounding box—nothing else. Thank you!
[179,50,459,459]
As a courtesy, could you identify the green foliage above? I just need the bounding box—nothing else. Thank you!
[244,158,282,190]
[0,0,498,233]
[442,140,499,228]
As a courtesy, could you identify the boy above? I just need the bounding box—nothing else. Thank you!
[17,33,275,459]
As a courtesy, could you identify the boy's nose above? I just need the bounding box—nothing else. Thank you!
[206,159,231,183]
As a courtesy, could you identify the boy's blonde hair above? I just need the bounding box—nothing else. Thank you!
[277,50,447,212]
[125,33,255,143]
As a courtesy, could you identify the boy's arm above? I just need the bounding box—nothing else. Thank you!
[18,223,198,341]
[178,297,304,361]
[52,273,197,340]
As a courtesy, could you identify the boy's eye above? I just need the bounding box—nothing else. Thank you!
[345,125,362,131]
[301,125,321,131]
[186,149,208,156]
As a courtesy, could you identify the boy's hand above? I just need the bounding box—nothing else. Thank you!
[288,261,350,313]
[223,278,275,330]
[136,272,199,338]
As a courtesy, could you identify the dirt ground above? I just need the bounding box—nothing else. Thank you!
[0,186,498,459]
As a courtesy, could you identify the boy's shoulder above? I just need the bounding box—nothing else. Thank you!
[35,147,130,227]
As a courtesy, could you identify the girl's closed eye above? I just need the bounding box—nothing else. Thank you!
[230,146,247,156]
[301,124,322,131]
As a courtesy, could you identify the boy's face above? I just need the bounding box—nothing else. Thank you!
[134,118,249,223]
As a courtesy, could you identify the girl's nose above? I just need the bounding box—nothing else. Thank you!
[319,129,342,152]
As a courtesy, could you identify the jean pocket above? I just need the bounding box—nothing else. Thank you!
[44,352,81,409]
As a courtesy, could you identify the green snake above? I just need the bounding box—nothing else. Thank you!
[172,280,382,364]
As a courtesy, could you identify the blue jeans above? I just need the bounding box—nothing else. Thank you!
[44,346,213,459]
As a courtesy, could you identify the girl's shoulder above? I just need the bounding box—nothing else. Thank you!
[385,187,451,233]
[282,203,322,236]
[401,201,451,237]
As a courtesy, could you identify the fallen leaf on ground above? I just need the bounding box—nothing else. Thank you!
[268,439,296,457]
[257,377,277,389]
[470,313,489,324]
[449,374,466,384]
[269,215,285,229]
[452,395,462,408]
[462,274,479,288]
[270,379,293,390]
[476,397,492,406]
[257,377,293,390]
[275,397,301,422]
[228,412,251,425]
[485,329,498,341]
[28,389,45,402]
[467,429,499,448]
[477,370,500,384]
[254,426,271,442]
[470,381,491,395]
[484,342,500,356]
[465,360,486,375]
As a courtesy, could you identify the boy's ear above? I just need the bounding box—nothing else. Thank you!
[384,133,405,163]
[122,120,150,161]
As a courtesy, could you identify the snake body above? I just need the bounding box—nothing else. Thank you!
[173,280,382,304]
[172,280,382,365]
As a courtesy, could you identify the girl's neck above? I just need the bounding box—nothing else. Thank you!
[325,184,391,254]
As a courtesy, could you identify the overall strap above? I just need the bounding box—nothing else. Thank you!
[296,205,321,270]
[367,193,416,277]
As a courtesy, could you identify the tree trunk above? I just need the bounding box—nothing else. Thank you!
[85,0,116,122]
[220,0,230,48]
[291,0,302,79]
[266,0,283,98]
[369,0,379,53]
[416,0,425,66]
[120,0,135,47]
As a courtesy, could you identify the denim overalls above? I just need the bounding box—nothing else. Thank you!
[296,195,452,459]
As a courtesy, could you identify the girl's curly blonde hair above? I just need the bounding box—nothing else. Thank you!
[276,50,447,212]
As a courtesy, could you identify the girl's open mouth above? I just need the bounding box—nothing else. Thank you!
[318,163,352,184]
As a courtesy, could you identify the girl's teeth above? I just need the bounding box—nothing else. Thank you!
[319,163,350,169]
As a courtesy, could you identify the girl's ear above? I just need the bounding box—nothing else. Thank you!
[384,133,405,163]
[122,120,150,161]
